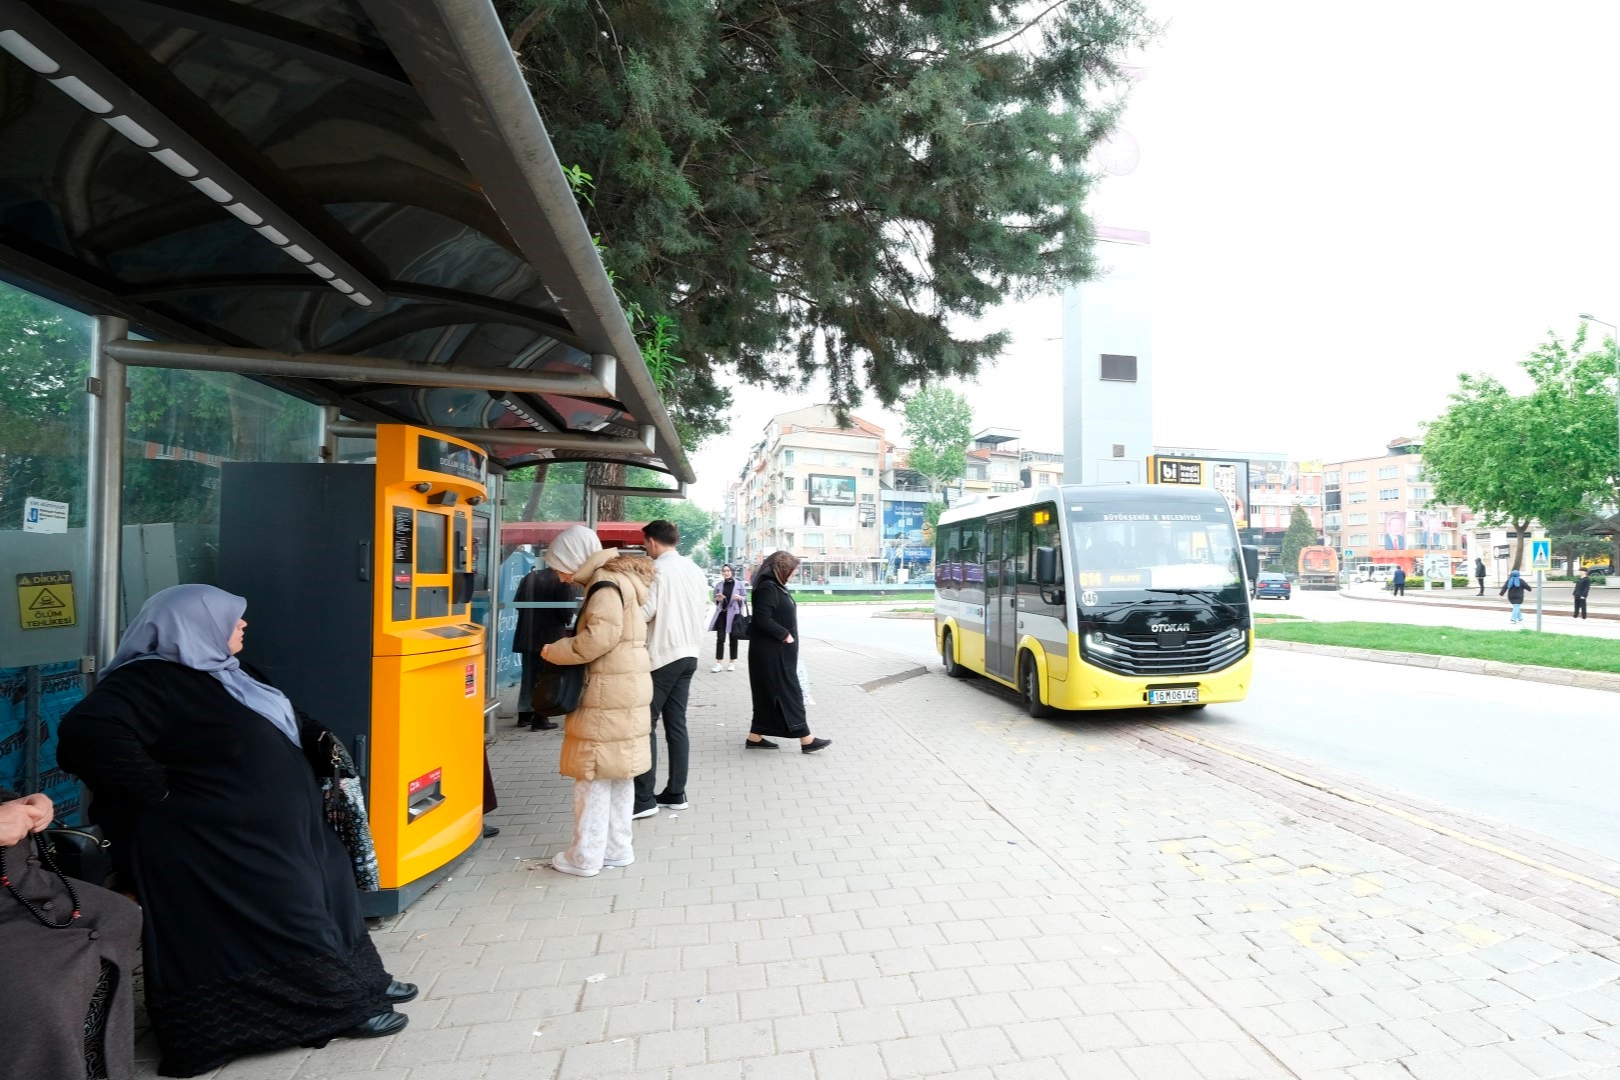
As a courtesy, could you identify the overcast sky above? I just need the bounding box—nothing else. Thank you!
[682,1,1620,508]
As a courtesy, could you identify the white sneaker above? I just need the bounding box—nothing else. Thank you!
[727,663,736,672]
[549,852,599,878]
[603,854,635,868]
[711,664,723,673]
[632,805,659,820]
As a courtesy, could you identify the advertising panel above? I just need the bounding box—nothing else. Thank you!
[883,501,927,544]
[1149,455,1250,529]
[807,474,856,506]
[1381,510,1407,550]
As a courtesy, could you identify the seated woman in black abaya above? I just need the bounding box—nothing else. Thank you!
[58,584,416,1078]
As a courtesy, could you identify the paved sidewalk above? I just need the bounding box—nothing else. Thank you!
[142,640,1620,1079]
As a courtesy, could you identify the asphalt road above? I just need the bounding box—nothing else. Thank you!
[799,601,1620,864]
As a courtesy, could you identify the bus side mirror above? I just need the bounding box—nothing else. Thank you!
[1035,546,1059,585]
[1243,545,1261,582]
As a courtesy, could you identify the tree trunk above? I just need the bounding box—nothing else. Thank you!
[586,461,626,522]
[520,462,548,521]
[1511,520,1528,570]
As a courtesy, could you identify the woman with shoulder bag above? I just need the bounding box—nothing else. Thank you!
[57,585,415,1077]
[744,551,831,754]
[0,787,141,1080]
[539,527,657,877]
[708,564,747,672]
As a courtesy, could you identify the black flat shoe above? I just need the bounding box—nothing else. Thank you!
[530,718,559,730]
[340,1010,409,1039]
[801,738,832,754]
[385,981,418,1004]
[482,825,500,838]
[745,738,778,749]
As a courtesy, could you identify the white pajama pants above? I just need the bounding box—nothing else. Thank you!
[563,777,634,872]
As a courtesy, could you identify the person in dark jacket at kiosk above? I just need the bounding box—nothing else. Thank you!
[1574,567,1593,619]
[1500,568,1531,624]
[58,585,415,1078]
[514,562,581,730]
[1391,565,1407,597]
[1475,557,1488,595]
[0,787,142,1080]
[744,551,831,754]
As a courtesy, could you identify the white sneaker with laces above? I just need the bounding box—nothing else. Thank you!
[727,663,736,672]
[603,854,635,868]
[711,664,723,672]
[549,852,599,878]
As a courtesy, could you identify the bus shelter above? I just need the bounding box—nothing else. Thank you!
[0,0,693,851]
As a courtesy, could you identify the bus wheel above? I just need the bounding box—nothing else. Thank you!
[942,629,970,678]
[1021,654,1055,719]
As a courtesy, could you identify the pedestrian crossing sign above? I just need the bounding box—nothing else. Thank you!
[16,570,76,630]
[1531,539,1551,571]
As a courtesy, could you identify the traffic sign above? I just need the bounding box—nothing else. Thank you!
[1344,549,1354,559]
[1531,539,1551,571]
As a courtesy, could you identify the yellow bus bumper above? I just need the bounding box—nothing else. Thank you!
[1046,647,1253,711]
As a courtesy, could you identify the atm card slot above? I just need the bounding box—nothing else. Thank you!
[407,780,445,822]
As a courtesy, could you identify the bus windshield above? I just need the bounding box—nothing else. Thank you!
[1068,506,1241,593]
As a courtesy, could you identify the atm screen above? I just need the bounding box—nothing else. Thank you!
[415,511,448,574]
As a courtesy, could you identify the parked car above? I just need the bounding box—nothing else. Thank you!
[1251,572,1292,600]
[909,572,935,586]
[1587,564,1613,575]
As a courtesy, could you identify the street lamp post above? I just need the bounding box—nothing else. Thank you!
[1580,314,1619,581]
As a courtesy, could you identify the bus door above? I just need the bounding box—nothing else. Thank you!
[985,515,1017,680]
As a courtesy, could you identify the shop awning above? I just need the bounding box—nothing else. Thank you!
[0,0,691,482]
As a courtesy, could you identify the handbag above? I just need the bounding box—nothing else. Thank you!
[530,580,621,717]
[39,823,112,887]
[315,731,380,891]
[733,595,751,642]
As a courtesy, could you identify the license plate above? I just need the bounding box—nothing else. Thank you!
[1149,687,1199,705]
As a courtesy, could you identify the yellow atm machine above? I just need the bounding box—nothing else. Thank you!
[219,424,488,914]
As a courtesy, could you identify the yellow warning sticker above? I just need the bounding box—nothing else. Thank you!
[17,570,76,630]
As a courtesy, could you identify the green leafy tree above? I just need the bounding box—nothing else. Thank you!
[0,285,90,527]
[903,387,974,493]
[1422,326,1617,570]
[706,531,726,565]
[1279,505,1317,575]
[502,0,1153,441]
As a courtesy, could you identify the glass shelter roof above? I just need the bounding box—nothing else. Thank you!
[0,0,692,481]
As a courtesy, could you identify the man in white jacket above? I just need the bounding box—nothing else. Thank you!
[633,519,710,817]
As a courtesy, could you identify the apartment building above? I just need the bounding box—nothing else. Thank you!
[963,428,1023,495]
[1020,449,1065,489]
[732,405,886,581]
[1323,437,1467,572]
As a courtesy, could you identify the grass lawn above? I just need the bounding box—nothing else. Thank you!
[1256,620,1620,674]
[1251,611,1306,620]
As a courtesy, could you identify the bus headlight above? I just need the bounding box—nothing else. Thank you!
[1083,632,1119,655]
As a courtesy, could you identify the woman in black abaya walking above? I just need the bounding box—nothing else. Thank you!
[58,585,414,1077]
[744,551,831,754]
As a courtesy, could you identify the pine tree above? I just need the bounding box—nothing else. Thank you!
[502,1,1153,444]
[1280,505,1317,576]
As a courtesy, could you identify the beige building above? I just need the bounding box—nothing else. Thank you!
[1323,437,1467,571]
[732,405,887,580]
[1020,450,1065,490]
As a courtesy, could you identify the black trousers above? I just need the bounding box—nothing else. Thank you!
[1393,582,1405,596]
[715,623,738,660]
[635,657,697,810]
[1477,577,1486,595]
[1576,596,1588,619]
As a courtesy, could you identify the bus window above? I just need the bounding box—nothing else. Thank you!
[960,521,984,598]
[1017,504,1065,621]
[936,524,960,596]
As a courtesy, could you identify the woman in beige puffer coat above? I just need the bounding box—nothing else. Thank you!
[540,529,656,877]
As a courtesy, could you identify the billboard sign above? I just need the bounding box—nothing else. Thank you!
[1149,455,1250,528]
[807,474,856,506]
[1381,510,1407,550]
[883,501,927,544]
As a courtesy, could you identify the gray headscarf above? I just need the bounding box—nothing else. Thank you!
[104,584,302,746]
[546,525,602,575]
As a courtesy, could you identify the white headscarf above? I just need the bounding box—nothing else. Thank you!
[546,525,602,575]
[104,584,302,746]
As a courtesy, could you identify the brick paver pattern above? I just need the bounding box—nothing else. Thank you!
[136,639,1620,1079]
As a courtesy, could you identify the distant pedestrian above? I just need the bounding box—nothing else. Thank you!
[1500,568,1530,625]
[1475,557,1487,595]
[634,520,709,819]
[1574,567,1592,620]
[1392,566,1406,597]
[709,565,746,672]
[514,563,579,730]
[744,551,831,754]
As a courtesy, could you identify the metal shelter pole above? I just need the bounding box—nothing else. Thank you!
[316,405,341,462]
[85,315,129,676]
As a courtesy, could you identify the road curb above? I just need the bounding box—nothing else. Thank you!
[1338,587,1620,621]
[1256,637,1620,693]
